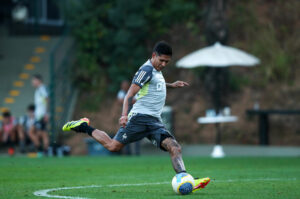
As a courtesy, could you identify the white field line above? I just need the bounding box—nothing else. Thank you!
[33,182,168,199]
[33,178,298,199]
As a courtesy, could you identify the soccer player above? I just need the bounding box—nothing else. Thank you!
[63,41,210,191]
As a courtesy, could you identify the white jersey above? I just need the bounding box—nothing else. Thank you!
[34,85,48,120]
[130,60,166,119]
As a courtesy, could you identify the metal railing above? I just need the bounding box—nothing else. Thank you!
[49,29,76,145]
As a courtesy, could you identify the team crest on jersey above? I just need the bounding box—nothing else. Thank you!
[122,133,127,140]
[156,82,163,91]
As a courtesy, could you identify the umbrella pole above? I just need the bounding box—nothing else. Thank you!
[215,123,221,145]
[215,69,222,148]
[215,68,221,114]
[211,68,225,158]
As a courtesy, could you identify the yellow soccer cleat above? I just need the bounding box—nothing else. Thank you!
[193,177,211,192]
[62,117,90,132]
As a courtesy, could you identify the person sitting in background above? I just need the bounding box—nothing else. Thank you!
[0,111,17,155]
[18,104,36,153]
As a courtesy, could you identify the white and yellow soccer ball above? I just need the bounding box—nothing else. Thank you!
[172,173,195,195]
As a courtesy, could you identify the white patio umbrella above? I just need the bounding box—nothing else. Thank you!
[176,42,260,68]
[176,42,260,158]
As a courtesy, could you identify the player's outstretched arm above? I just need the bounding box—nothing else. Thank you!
[166,81,189,88]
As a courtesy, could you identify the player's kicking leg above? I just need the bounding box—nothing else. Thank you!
[161,137,210,192]
[62,118,124,152]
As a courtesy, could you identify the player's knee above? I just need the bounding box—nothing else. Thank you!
[107,143,122,152]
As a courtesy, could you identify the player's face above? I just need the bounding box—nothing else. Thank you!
[28,110,34,118]
[151,53,171,71]
[31,78,40,88]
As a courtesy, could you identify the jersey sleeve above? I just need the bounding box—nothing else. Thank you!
[132,65,153,88]
[40,86,49,98]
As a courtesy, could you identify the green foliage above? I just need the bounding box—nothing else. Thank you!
[66,0,201,96]
[228,0,298,88]
[251,25,292,83]
[229,70,250,92]
[228,0,259,41]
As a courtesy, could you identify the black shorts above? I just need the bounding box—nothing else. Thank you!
[34,118,47,131]
[114,113,174,151]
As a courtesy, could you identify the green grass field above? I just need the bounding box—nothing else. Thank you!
[0,156,299,199]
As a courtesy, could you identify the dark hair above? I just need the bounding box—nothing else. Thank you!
[2,111,11,118]
[33,74,43,82]
[153,41,172,56]
[27,104,35,111]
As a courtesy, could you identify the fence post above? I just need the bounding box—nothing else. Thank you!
[49,51,56,145]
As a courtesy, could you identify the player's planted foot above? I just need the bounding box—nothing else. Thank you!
[62,118,90,133]
[193,177,210,192]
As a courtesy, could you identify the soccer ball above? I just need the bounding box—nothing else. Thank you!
[172,173,195,195]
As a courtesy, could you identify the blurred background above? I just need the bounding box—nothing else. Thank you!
[0,0,299,157]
